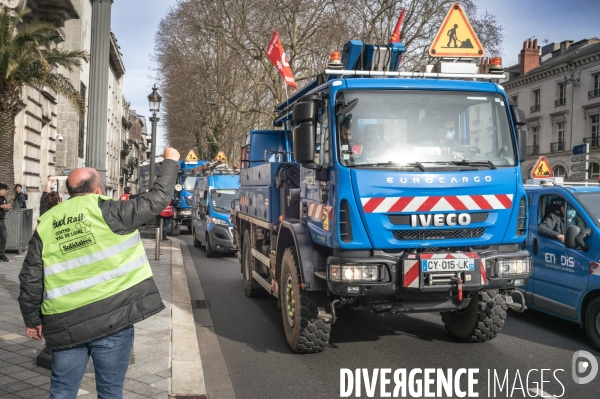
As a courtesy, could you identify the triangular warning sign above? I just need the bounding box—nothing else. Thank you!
[185,149,199,162]
[429,3,484,58]
[530,156,554,178]
[214,150,227,163]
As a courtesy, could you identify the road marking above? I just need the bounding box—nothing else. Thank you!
[529,388,558,399]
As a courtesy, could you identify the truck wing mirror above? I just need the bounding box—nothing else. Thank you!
[231,199,240,211]
[292,100,317,164]
[517,128,527,163]
[198,205,206,215]
[510,104,527,127]
[565,225,590,251]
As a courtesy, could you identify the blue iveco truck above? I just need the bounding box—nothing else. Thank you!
[233,39,532,353]
[140,155,207,235]
[191,162,240,257]
[521,177,600,350]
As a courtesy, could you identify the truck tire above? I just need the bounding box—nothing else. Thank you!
[168,220,180,236]
[441,289,507,342]
[584,297,600,351]
[205,234,216,258]
[192,227,202,248]
[280,248,331,353]
[242,230,268,297]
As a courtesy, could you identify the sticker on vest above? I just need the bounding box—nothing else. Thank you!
[51,213,96,253]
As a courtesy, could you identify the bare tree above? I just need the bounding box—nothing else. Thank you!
[153,0,503,161]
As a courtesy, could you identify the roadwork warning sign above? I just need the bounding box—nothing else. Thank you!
[185,149,199,162]
[429,3,484,58]
[530,156,554,178]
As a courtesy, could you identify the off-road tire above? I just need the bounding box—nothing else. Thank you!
[441,289,507,342]
[193,227,202,248]
[280,248,331,353]
[168,220,180,236]
[205,234,216,258]
[584,297,600,351]
[242,230,268,297]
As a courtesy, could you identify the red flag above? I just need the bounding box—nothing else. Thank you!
[266,30,297,90]
[389,9,406,43]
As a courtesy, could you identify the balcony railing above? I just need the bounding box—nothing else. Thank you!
[550,141,565,152]
[530,104,540,112]
[589,88,600,99]
[583,136,600,148]
[526,145,539,156]
[555,98,566,106]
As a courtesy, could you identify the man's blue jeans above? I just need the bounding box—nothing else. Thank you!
[49,326,134,399]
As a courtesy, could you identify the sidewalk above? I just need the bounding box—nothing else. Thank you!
[0,237,205,398]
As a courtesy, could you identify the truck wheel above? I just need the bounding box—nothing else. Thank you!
[193,227,202,248]
[242,230,268,297]
[168,220,180,236]
[441,290,507,342]
[205,234,216,258]
[280,248,330,353]
[584,297,600,351]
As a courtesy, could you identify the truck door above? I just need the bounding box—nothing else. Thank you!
[531,193,589,319]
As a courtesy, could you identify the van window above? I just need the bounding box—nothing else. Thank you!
[574,192,600,227]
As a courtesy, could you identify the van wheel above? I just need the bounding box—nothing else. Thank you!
[205,234,216,258]
[193,227,202,248]
[585,297,600,351]
[242,230,267,297]
[280,248,330,353]
[441,290,507,342]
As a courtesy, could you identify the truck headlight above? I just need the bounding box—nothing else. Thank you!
[211,217,229,226]
[329,264,379,283]
[180,210,191,215]
[496,258,531,277]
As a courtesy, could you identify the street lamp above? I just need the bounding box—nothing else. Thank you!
[148,85,162,186]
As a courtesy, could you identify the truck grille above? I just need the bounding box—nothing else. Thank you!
[389,212,488,225]
[393,228,485,241]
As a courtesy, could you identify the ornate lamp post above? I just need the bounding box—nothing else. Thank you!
[148,85,162,186]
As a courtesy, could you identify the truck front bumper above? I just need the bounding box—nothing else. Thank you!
[208,225,237,253]
[326,250,531,307]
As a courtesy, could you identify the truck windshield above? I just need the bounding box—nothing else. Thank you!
[211,189,239,214]
[574,193,600,227]
[336,90,516,169]
[183,175,197,191]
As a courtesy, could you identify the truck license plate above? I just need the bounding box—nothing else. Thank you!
[422,259,474,272]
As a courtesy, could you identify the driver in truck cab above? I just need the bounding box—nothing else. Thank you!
[538,199,565,243]
[339,114,361,162]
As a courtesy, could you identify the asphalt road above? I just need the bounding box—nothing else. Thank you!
[180,235,600,399]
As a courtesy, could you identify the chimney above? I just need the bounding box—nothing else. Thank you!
[559,40,573,54]
[520,38,540,75]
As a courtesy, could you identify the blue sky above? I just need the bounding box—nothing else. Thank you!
[111,0,600,151]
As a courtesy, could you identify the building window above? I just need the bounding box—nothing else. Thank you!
[551,122,565,152]
[511,95,518,105]
[527,127,539,156]
[531,89,540,112]
[556,83,566,106]
[590,74,600,98]
[592,115,599,147]
[78,82,86,159]
[589,162,600,180]
[553,165,566,177]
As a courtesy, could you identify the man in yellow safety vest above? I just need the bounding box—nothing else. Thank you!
[18,147,180,398]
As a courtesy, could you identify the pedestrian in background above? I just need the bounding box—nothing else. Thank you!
[18,147,180,398]
[40,176,61,216]
[159,201,174,240]
[0,183,11,262]
[12,183,28,209]
[119,186,131,200]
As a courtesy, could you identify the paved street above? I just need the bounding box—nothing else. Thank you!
[0,238,177,399]
[181,234,600,399]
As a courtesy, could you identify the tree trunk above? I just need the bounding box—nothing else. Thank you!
[0,96,19,203]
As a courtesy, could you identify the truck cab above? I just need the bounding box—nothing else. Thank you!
[192,166,240,257]
[522,179,600,350]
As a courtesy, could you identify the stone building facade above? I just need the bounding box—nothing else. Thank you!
[503,38,600,181]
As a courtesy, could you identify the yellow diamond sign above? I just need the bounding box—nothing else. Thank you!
[215,150,228,163]
[185,149,199,162]
[429,3,484,58]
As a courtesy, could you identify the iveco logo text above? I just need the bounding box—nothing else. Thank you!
[387,176,493,184]
[410,213,471,227]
